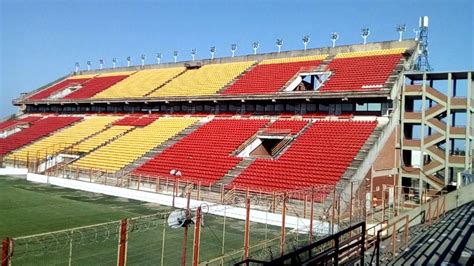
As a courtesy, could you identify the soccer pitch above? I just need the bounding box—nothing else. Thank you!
[0,176,287,265]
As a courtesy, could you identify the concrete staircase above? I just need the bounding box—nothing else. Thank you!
[121,119,208,174]
[215,157,256,186]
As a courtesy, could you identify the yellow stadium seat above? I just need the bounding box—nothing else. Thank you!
[148,61,254,97]
[72,117,199,172]
[72,126,133,153]
[261,54,328,65]
[92,67,186,98]
[335,48,406,59]
[7,116,119,161]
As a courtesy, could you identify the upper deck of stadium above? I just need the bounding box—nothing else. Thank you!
[14,40,417,108]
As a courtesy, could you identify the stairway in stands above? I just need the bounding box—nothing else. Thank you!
[121,119,208,174]
[215,120,313,187]
[217,61,260,94]
[144,69,188,97]
[386,201,473,265]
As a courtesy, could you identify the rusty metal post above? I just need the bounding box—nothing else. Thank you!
[309,188,315,243]
[243,192,251,260]
[197,182,201,200]
[2,237,12,266]
[280,193,287,257]
[331,189,336,234]
[181,192,191,266]
[404,216,409,249]
[303,195,307,219]
[172,178,177,208]
[427,200,432,225]
[192,207,202,266]
[117,219,128,266]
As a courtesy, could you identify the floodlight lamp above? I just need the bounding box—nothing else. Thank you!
[276,39,283,53]
[191,49,196,61]
[252,41,259,55]
[330,32,339,48]
[173,51,179,63]
[397,24,407,42]
[231,44,237,57]
[126,56,131,67]
[156,53,162,64]
[361,28,370,44]
[209,46,216,59]
[302,35,310,50]
[112,58,117,68]
[75,62,80,67]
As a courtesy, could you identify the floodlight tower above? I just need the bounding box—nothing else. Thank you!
[99,59,104,70]
[414,16,432,71]
[302,35,310,51]
[330,32,339,48]
[126,56,131,67]
[397,24,407,42]
[87,61,91,71]
[276,39,283,53]
[112,58,117,68]
[231,44,237,57]
[209,46,216,60]
[191,49,196,61]
[173,51,179,63]
[141,54,146,66]
[156,53,162,64]
[252,41,259,55]
[74,62,80,73]
[361,28,370,44]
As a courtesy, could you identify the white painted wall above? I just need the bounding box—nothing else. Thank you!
[1,167,333,233]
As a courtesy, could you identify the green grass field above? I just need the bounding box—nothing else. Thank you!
[0,176,290,265]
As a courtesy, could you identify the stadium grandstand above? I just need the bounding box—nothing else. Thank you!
[1,32,472,265]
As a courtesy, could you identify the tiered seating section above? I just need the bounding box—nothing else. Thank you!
[26,48,406,100]
[28,77,91,100]
[0,116,81,156]
[319,48,405,92]
[134,119,269,185]
[93,67,186,98]
[223,55,326,94]
[63,74,131,99]
[228,121,376,192]
[0,116,42,131]
[73,126,133,153]
[72,117,198,172]
[148,61,255,97]
[7,116,118,161]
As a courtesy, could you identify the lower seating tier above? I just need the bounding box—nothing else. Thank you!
[134,119,269,185]
[72,117,199,172]
[0,116,82,156]
[228,120,377,194]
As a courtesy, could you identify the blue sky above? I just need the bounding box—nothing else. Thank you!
[1,0,472,116]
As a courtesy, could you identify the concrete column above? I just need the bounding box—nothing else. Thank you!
[445,73,452,184]
[420,73,427,199]
[466,72,473,169]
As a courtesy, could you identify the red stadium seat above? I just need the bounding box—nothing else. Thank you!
[228,121,376,195]
[133,119,269,185]
[0,116,82,155]
[222,60,323,94]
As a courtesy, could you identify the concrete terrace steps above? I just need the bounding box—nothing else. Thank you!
[215,157,256,186]
[386,201,473,265]
[121,119,208,174]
